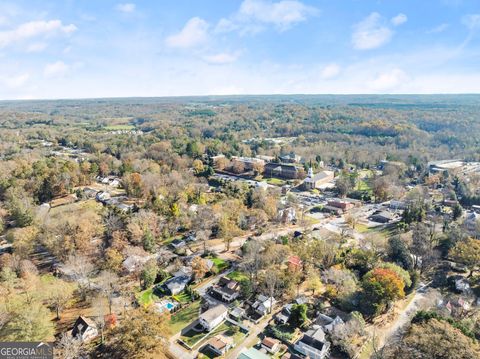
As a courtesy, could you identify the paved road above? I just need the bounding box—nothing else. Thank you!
[372,283,431,351]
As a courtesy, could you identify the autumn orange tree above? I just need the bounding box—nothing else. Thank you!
[361,267,406,317]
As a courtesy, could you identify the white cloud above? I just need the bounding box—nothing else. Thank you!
[216,0,317,34]
[369,68,408,90]
[44,61,70,78]
[462,14,480,30]
[25,42,47,53]
[427,23,449,34]
[116,3,136,13]
[239,0,316,30]
[1,73,30,88]
[391,13,407,26]
[352,13,393,50]
[166,17,209,49]
[0,20,77,49]
[320,63,341,79]
[203,52,241,65]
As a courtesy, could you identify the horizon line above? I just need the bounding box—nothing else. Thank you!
[1,92,480,102]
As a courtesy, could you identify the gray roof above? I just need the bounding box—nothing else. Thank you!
[199,304,228,323]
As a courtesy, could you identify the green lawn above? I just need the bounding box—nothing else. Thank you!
[136,276,172,307]
[265,178,286,186]
[103,124,135,131]
[227,270,249,282]
[172,292,192,304]
[355,223,370,233]
[182,321,246,350]
[356,179,372,192]
[137,287,161,307]
[169,300,201,335]
[208,257,229,271]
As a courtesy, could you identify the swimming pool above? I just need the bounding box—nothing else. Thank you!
[156,300,177,313]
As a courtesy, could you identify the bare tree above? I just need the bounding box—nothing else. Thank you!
[263,267,281,313]
[63,255,95,300]
[97,271,119,315]
[55,333,85,359]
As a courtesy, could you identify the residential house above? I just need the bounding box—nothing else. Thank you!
[99,176,121,188]
[209,277,241,303]
[303,169,335,190]
[95,191,111,203]
[82,187,98,198]
[279,152,301,163]
[275,297,308,324]
[170,239,186,250]
[322,205,343,216]
[71,316,98,342]
[316,314,344,333]
[252,295,276,316]
[262,337,280,354]
[199,304,229,332]
[204,335,234,356]
[230,307,245,321]
[122,254,153,274]
[464,211,479,234]
[389,200,407,210]
[275,304,293,324]
[369,211,395,223]
[264,163,305,180]
[162,275,191,295]
[294,326,330,359]
[238,348,271,359]
[172,266,193,279]
[115,202,134,213]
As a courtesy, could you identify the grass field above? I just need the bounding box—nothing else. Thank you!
[169,300,201,335]
[208,257,229,271]
[136,276,172,307]
[48,199,103,217]
[137,287,161,307]
[264,177,286,186]
[182,320,246,350]
[103,124,135,131]
[227,270,249,282]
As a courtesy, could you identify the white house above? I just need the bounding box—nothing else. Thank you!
[294,326,330,359]
[261,337,280,354]
[199,304,229,332]
[71,316,98,342]
[252,295,276,316]
[209,277,240,303]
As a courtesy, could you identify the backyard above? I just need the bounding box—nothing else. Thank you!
[207,256,229,272]
[227,270,249,283]
[181,320,247,350]
[169,300,202,335]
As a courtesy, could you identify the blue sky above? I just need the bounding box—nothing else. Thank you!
[1,0,480,99]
